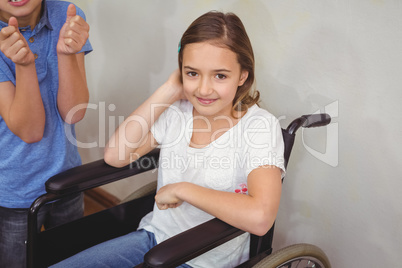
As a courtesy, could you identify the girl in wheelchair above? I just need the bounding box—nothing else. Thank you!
[52,11,285,268]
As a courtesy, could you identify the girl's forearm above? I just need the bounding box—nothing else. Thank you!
[176,182,278,236]
[57,53,89,124]
[105,75,182,167]
[159,167,282,236]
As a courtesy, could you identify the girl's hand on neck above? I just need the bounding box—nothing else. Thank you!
[160,69,187,104]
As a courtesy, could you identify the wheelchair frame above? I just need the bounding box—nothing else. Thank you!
[27,113,331,268]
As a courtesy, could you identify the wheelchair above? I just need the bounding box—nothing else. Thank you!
[27,113,332,268]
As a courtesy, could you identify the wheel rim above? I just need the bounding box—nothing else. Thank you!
[277,256,326,268]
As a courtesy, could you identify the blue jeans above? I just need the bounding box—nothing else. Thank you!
[51,229,192,268]
[0,193,83,268]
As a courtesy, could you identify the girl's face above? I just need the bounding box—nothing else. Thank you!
[0,0,43,28]
[182,42,248,120]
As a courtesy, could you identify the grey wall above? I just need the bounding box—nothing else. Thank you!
[72,0,402,266]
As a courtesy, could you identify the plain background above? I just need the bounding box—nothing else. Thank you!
[69,0,401,267]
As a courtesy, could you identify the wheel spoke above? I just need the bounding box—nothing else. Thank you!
[278,257,324,268]
[252,244,330,268]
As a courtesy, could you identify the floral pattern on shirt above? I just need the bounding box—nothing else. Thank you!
[234,183,248,194]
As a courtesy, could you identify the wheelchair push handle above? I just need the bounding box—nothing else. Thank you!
[286,113,331,135]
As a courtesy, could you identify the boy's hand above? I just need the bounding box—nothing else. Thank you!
[57,4,89,55]
[0,17,35,66]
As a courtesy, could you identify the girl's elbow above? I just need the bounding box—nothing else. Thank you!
[253,221,275,237]
[104,148,126,168]
[249,224,269,237]
[250,211,277,236]
[104,149,117,167]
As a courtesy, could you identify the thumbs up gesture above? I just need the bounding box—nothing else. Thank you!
[0,17,35,66]
[57,4,90,55]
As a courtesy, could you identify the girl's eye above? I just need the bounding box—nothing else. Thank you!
[216,74,226,80]
[187,72,198,77]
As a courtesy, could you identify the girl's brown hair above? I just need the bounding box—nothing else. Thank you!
[178,11,259,116]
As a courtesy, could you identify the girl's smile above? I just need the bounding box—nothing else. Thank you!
[196,97,218,105]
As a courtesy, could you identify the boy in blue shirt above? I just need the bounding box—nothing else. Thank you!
[0,0,92,266]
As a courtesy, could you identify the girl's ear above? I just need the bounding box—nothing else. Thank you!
[238,70,249,86]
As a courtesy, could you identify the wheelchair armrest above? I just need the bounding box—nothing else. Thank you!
[45,149,160,195]
[143,218,245,268]
[286,113,331,135]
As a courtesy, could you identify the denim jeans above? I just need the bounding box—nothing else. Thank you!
[0,193,83,268]
[50,229,192,268]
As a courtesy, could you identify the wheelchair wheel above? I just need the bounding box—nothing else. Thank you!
[252,243,331,268]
